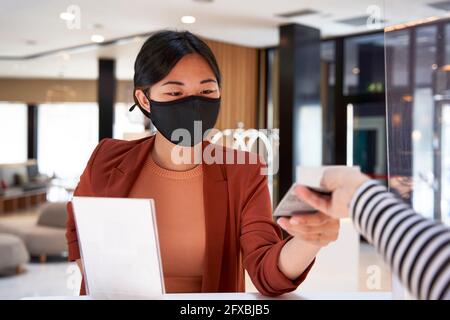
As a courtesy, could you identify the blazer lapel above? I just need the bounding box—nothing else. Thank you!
[105,136,155,198]
[201,144,229,292]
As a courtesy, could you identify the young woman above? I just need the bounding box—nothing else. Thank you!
[66,30,340,296]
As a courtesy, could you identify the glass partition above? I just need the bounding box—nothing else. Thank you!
[385,19,450,226]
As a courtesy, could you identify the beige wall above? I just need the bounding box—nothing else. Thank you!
[205,39,258,130]
[0,78,134,104]
[0,38,259,130]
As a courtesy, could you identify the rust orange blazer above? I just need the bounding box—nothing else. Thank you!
[65,135,313,296]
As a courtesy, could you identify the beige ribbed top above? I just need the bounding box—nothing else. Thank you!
[128,153,205,293]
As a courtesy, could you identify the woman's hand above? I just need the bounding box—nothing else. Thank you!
[276,167,369,280]
[276,211,340,280]
[277,212,340,247]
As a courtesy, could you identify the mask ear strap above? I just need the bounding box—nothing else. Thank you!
[129,90,152,118]
[129,104,152,118]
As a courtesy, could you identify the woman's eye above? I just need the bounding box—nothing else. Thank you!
[201,89,216,95]
[166,92,182,97]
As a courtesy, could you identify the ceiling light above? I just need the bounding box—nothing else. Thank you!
[412,130,422,141]
[181,16,196,24]
[59,12,75,21]
[91,34,105,43]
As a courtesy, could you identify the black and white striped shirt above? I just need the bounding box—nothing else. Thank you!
[349,180,450,300]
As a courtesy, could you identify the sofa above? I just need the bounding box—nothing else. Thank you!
[0,233,29,274]
[0,202,68,262]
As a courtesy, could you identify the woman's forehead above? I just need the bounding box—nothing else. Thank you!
[157,54,217,85]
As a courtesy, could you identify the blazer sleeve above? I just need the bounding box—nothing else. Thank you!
[65,139,107,261]
[239,161,314,297]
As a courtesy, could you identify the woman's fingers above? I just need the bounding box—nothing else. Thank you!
[288,219,339,235]
[277,215,340,244]
[294,186,331,214]
[289,211,330,226]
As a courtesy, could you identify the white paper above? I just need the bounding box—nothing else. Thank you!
[72,197,165,299]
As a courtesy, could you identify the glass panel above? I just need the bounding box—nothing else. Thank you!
[37,103,98,181]
[347,102,387,184]
[344,34,385,95]
[445,23,450,65]
[411,88,434,218]
[442,105,450,226]
[385,20,450,227]
[0,102,27,163]
[415,26,437,86]
[385,30,410,88]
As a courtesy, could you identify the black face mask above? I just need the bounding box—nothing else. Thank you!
[129,94,220,147]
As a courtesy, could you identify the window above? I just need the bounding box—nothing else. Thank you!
[113,103,146,140]
[344,34,385,95]
[0,102,27,163]
[37,103,98,181]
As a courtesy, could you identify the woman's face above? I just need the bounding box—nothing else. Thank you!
[135,53,220,112]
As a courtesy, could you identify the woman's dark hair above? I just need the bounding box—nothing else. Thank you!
[133,30,221,105]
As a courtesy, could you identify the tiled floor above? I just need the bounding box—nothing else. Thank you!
[0,260,81,299]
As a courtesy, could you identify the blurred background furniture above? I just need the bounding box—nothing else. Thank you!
[0,233,29,275]
[0,160,50,214]
[0,202,68,262]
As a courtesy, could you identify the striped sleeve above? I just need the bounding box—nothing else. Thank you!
[349,180,450,300]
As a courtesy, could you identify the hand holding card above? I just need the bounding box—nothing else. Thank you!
[273,166,359,217]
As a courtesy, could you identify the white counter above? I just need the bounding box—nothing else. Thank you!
[23,291,392,300]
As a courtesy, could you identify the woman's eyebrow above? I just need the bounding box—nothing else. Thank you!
[200,78,217,84]
[161,80,184,86]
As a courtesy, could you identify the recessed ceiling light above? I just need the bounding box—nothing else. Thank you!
[181,15,196,24]
[91,34,105,43]
[59,12,75,21]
